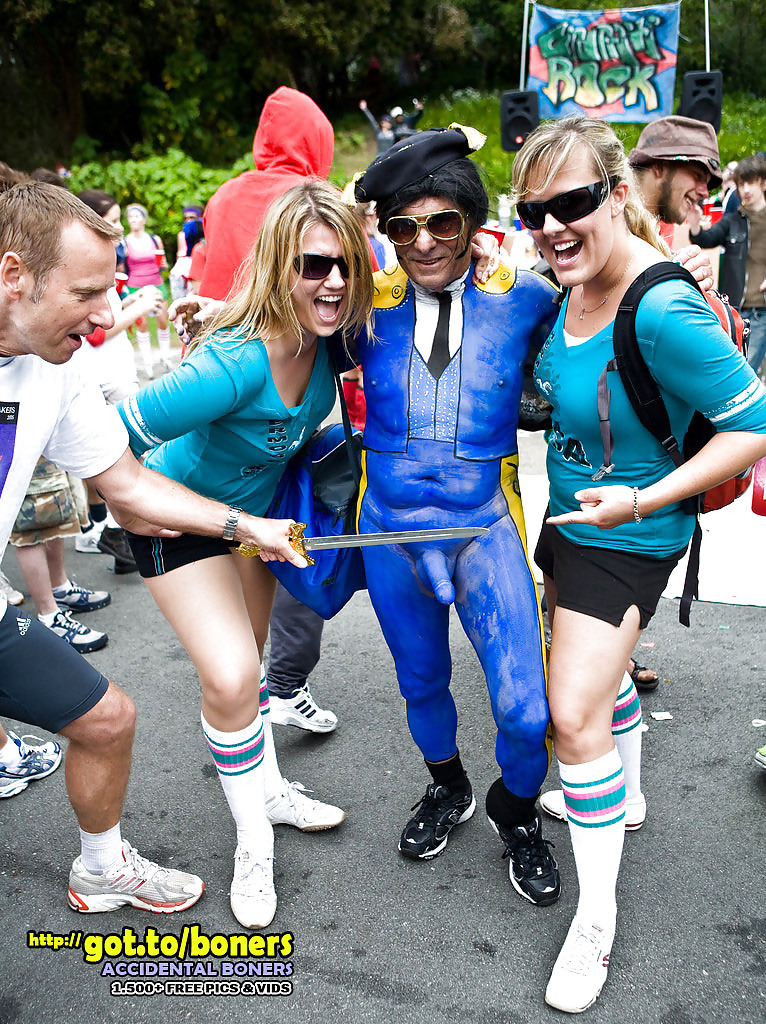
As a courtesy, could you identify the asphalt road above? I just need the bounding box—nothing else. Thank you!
[0,437,764,1024]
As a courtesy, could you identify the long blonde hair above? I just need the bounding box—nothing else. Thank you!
[512,116,670,257]
[190,180,374,354]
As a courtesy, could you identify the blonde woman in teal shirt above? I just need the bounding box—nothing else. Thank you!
[512,117,766,1014]
[118,181,374,931]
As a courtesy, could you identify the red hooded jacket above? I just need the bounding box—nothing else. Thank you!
[200,87,335,300]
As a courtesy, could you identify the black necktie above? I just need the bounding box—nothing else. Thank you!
[427,292,451,380]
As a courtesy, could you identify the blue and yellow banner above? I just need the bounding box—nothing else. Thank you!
[527,3,681,121]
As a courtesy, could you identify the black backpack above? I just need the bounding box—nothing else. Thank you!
[598,262,751,625]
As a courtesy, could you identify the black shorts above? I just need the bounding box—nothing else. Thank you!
[0,604,108,733]
[534,519,685,629]
[126,530,236,579]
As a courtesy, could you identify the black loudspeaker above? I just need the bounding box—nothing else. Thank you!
[678,71,723,134]
[500,90,540,153]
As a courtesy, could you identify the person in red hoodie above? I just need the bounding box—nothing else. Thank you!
[200,87,334,301]
[198,87,339,735]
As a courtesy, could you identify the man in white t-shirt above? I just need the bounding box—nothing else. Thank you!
[0,182,306,914]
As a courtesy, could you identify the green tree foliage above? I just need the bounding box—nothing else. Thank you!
[2,0,765,170]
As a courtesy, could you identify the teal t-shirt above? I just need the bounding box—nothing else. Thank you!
[534,276,766,556]
[118,329,336,515]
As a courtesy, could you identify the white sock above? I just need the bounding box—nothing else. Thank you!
[52,579,73,597]
[157,328,171,357]
[201,712,273,853]
[612,672,643,802]
[135,331,152,370]
[0,734,22,769]
[559,747,625,931]
[38,611,58,627]
[79,822,123,873]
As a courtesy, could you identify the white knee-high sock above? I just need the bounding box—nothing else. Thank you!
[157,327,171,358]
[259,664,285,802]
[612,672,643,802]
[559,747,626,931]
[201,712,273,854]
[135,331,153,371]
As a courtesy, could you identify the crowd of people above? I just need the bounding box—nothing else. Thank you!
[1,89,765,1016]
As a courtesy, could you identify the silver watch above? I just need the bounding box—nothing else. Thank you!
[222,506,243,542]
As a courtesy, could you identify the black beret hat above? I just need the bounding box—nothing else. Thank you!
[354,124,486,204]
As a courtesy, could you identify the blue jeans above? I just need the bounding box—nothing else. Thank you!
[743,307,766,374]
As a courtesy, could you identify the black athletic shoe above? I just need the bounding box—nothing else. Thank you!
[489,810,561,906]
[398,782,476,860]
[97,527,138,573]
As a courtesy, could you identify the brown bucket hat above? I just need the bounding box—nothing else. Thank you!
[628,115,722,188]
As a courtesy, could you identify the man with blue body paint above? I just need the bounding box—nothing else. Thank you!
[353,127,561,905]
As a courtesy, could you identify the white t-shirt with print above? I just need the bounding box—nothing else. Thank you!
[0,354,128,570]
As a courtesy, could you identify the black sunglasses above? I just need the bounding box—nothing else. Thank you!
[385,209,465,246]
[516,178,618,231]
[293,253,352,280]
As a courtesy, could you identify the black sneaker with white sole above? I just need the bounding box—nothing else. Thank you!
[489,810,561,906]
[399,781,476,860]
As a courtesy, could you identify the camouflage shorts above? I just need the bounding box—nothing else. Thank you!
[10,457,88,547]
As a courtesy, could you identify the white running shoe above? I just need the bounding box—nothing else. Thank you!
[545,917,615,1014]
[0,570,23,605]
[43,609,107,654]
[230,844,277,930]
[266,778,346,831]
[540,788,647,831]
[269,684,338,733]
[0,779,29,798]
[75,521,107,554]
[68,840,204,914]
[0,731,62,784]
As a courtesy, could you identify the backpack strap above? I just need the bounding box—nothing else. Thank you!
[610,262,704,626]
[612,262,701,468]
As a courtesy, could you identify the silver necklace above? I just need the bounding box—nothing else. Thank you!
[578,254,636,321]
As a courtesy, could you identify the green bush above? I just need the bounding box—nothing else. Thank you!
[68,148,253,250]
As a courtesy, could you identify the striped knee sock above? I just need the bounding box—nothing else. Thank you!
[258,664,286,801]
[612,672,643,803]
[157,327,171,358]
[201,712,272,852]
[559,747,626,929]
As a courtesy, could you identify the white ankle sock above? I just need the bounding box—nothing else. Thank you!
[51,579,73,597]
[559,748,625,930]
[612,672,643,802]
[38,611,58,627]
[0,735,22,769]
[201,712,273,853]
[79,822,123,873]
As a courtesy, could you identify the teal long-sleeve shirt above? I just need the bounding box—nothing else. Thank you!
[118,330,336,515]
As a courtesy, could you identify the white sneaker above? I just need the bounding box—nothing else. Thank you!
[0,779,29,798]
[545,917,614,1013]
[540,788,647,831]
[42,609,108,654]
[0,570,23,605]
[75,521,106,554]
[269,683,338,733]
[68,840,204,914]
[230,844,276,930]
[266,778,346,831]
